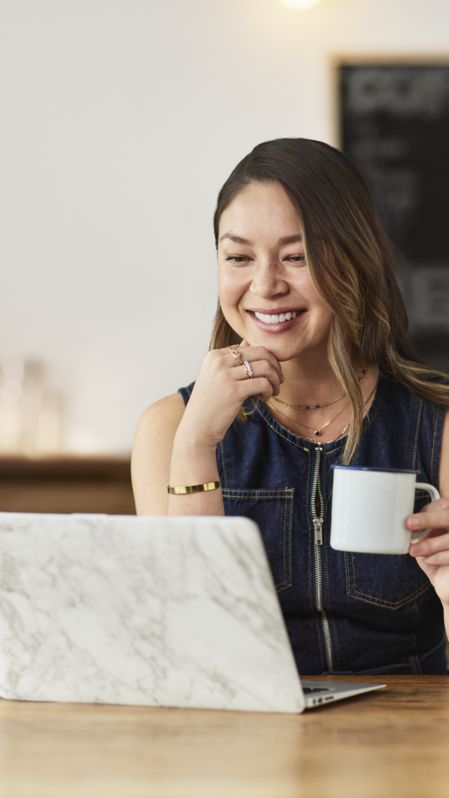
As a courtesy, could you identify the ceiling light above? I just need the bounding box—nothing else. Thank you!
[278,0,322,9]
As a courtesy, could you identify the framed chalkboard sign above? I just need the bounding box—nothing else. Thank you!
[337,60,449,370]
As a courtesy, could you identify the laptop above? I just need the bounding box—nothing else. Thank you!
[0,512,384,713]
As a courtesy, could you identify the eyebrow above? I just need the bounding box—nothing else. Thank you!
[219,233,303,245]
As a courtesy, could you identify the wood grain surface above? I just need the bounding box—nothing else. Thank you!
[0,455,135,514]
[0,675,448,798]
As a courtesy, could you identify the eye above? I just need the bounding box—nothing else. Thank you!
[225,256,250,264]
[285,254,306,264]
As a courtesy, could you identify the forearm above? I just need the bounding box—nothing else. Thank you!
[444,605,449,642]
[167,432,224,516]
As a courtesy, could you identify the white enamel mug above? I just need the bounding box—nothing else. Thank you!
[330,466,440,555]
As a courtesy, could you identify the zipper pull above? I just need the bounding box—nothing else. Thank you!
[313,518,323,545]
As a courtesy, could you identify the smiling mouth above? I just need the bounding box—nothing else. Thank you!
[248,309,304,325]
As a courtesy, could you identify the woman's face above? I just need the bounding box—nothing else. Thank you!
[217,180,333,363]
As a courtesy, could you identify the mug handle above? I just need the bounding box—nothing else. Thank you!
[411,482,441,542]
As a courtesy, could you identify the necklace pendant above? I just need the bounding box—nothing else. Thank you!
[314,430,322,436]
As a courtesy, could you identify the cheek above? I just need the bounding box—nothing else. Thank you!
[315,304,334,338]
[218,269,244,307]
[311,293,333,325]
[299,273,328,304]
[299,275,334,327]
[319,307,334,334]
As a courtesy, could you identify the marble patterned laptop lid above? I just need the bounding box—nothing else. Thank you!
[0,513,305,713]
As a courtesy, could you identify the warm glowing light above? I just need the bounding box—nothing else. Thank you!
[278,0,322,9]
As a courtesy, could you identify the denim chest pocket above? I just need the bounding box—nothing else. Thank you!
[343,489,433,610]
[222,487,294,592]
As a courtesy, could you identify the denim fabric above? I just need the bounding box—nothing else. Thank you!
[178,374,447,675]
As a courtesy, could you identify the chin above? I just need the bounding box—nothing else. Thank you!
[248,337,300,361]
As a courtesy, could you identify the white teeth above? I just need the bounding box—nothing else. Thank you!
[254,311,297,324]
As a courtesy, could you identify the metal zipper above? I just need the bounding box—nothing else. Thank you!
[310,445,334,672]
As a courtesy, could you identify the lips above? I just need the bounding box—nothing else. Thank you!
[254,310,297,324]
[248,307,305,315]
[246,307,306,333]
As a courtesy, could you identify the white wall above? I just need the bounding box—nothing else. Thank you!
[1,0,448,453]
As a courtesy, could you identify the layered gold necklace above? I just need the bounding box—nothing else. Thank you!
[271,368,367,412]
[271,398,350,438]
[268,400,350,439]
[267,375,375,442]
[272,388,346,412]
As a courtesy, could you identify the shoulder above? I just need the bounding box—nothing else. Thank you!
[131,393,186,515]
[368,373,448,484]
[388,372,449,496]
[379,372,448,418]
[135,392,185,439]
[378,373,424,406]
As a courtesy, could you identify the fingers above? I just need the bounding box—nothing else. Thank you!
[409,497,449,515]
[234,342,284,384]
[206,343,285,405]
[414,550,449,566]
[234,359,282,395]
[407,502,449,535]
[410,528,449,566]
[236,376,279,402]
[404,496,449,566]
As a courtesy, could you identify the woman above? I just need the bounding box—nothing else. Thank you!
[132,138,449,674]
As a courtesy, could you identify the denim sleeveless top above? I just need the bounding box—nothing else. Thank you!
[178,374,447,675]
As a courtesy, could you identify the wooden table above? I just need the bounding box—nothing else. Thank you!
[0,676,448,798]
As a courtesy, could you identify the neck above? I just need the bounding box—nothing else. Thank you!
[278,357,346,405]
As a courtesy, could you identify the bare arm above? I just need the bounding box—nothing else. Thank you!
[131,393,225,516]
[132,342,283,517]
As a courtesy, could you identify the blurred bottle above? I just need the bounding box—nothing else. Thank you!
[0,358,66,455]
[0,358,24,452]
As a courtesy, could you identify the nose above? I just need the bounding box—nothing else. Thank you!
[249,260,289,299]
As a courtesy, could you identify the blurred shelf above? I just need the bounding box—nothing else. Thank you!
[0,455,135,515]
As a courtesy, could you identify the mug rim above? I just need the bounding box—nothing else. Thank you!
[331,465,418,475]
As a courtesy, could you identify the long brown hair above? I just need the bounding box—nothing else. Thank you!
[210,138,449,463]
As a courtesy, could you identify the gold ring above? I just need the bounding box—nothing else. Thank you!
[230,347,242,363]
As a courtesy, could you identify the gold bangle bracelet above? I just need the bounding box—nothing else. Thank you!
[167,480,221,495]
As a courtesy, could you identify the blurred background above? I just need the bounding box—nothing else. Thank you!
[0,0,448,509]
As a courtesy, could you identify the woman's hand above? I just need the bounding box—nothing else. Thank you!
[408,498,449,609]
[175,340,283,451]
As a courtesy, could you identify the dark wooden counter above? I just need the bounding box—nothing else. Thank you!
[0,455,135,514]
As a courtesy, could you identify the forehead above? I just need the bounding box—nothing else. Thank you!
[218,181,303,241]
